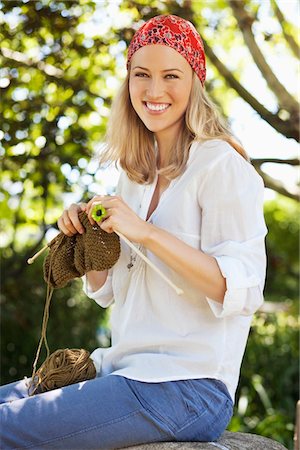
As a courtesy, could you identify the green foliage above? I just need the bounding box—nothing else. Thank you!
[230,310,298,449]
[264,196,299,302]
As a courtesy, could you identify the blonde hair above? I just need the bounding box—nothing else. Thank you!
[101,73,249,184]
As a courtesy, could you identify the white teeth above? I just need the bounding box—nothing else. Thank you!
[146,102,169,111]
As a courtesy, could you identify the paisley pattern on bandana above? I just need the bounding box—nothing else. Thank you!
[127,15,206,85]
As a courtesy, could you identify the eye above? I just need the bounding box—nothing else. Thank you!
[165,74,179,79]
[134,72,149,78]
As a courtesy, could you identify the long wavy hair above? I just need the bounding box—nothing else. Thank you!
[101,72,249,184]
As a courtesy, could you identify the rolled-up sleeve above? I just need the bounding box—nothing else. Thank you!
[82,271,114,308]
[199,148,267,318]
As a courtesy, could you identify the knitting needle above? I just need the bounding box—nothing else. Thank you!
[27,245,49,264]
[115,231,184,296]
[91,205,184,296]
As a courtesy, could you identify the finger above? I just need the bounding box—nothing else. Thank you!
[60,210,80,236]
[100,217,114,234]
[57,215,76,236]
[86,195,116,212]
[86,196,104,213]
[57,216,68,235]
[68,208,85,234]
[63,211,79,235]
[79,202,87,212]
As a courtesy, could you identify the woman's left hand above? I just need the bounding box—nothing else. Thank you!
[86,195,150,244]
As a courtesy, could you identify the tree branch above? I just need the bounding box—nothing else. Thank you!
[229,0,299,112]
[254,166,299,201]
[252,157,299,166]
[251,158,299,200]
[270,0,300,59]
[203,40,299,140]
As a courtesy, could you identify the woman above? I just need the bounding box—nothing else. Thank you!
[0,15,267,449]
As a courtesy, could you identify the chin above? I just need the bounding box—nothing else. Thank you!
[141,120,167,133]
[144,125,162,133]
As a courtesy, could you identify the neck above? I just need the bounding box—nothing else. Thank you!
[155,134,176,169]
[156,149,169,170]
[154,120,184,168]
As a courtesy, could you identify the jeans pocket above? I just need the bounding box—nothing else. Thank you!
[175,379,234,441]
[126,379,206,434]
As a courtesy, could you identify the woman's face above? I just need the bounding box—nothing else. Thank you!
[129,45,193,146]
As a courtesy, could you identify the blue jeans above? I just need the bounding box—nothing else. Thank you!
[0,375,233,449]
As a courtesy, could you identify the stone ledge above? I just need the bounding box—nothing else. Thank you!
[121,431,288,450]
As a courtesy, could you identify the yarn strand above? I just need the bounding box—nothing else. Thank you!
[28,248,55,395]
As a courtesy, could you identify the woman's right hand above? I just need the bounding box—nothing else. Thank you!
[57,203,87,236]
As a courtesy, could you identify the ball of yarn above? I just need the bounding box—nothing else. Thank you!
[29,348,96,395]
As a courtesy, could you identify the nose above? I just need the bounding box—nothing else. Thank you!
[146,77,164,99]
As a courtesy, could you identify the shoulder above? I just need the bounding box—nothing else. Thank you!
[189,140,265,200]
[190,139,243,166]
[190,139,262,183]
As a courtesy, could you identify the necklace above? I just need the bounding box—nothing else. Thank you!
[127,249,138,271]
[127,185,147,272]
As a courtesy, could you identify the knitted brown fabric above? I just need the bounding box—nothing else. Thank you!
[43,211,120,288]
[43,234,80,289]
[74,212,120,274]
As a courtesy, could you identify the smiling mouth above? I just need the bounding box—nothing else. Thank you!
[144,102,170,112]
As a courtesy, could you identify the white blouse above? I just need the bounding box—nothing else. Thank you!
[83,139,267,401]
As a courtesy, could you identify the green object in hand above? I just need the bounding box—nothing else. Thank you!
[91,204,107,222]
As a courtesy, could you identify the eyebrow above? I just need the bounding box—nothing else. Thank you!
[132,65,184,74]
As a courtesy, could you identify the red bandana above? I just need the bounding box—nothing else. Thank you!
[127,15,206,85]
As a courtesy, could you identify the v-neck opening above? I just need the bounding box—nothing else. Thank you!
[145,175,175,223]
[140,142,197,222]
